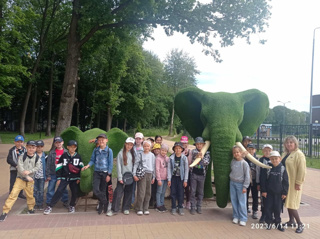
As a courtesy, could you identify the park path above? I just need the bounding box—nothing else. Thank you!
[0,137,320,238]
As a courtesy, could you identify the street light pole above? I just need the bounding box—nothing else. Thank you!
[277,100,290,125]
[310,27,320,124]
[309,27,320,157]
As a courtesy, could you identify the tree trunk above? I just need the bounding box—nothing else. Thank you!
[123,118,127,132]
[169,102,175,136]
[106,105,112,131]
[46,54,54,136]
[30,86,38,134]
[55,0,81,136]
[34,99,40,133]
[20,83,32,136]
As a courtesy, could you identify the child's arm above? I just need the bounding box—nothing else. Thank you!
[282,169,289,196]
[183,155,189,185]
[167,158,172,187]
[133,153,141,181]
[243,161,250,193]
[17,155,27,175]
[82,150,95,170]
[107,148,113,177]
[155,156,161,182]
[116,151,123,182]
[7,149,17,168]
[55,153,65,180]
[260,168,267,197]
[202,151,210,166]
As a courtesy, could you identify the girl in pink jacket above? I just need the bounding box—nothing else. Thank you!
[155,144,169,212]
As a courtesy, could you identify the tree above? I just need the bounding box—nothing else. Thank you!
[164,49,199,136]
[55,0,271,136]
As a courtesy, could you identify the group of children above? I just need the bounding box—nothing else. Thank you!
[0,132,289,233]
[230,136,289,232]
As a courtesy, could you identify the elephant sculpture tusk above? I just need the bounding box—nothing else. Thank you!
[190,141,211,167]
[236,142,271,169]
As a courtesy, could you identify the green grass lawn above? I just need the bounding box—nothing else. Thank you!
[0,131,53,144]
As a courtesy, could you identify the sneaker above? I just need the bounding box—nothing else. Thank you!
[162,205,168,212]
[239,221,246,226]
[186,201,191,209]
[106,210,114,217]
[178,208,184,216]
[247,209,251,214]
[171,209,177,215]
[232,218,239,224]
[295,224,304,233]
[277,224,285,232]
[259,215,265,223]
[137,211,143,216]
[0,213,8,222]
[156,207,163,213]
[98,202,103,215]
[18,195,26,200]
[144,210,150,215]
[123,210,129,215]
[43,206,52,215]
[252,211,258,219]
[27,209,35,214]
[190,208,196,215]
[196,207,202,214]
[69,206,75,213]
[63,201,69,209]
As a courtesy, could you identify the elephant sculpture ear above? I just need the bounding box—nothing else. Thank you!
[174,87,205,139]
[237,89,269,137]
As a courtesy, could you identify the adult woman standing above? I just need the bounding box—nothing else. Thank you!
[282,135,306,233]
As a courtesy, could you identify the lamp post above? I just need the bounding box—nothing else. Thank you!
[277,100,290,125]
[310,27,320,125]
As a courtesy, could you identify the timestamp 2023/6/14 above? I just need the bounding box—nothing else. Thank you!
[251,223,310,230]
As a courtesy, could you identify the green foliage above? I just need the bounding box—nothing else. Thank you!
[0,131,53,144]
[174,87,269,207]
[61,126,128,193]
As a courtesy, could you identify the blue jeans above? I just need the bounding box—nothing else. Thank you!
[34,178,45,206]
[46,174,69,205]
[156,180,167,207]
[230,180,247,222]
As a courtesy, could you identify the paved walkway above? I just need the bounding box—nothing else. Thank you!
[0,139,319,238]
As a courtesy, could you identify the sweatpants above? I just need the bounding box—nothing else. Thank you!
[48,180,78,207]
[265,192,283,226]
[247,181,259,212]
[171,176,184,209]
[112,181,133,212]
[93,171,108,205]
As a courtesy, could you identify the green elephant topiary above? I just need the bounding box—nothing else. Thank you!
[174,87,269,208]
[60,126,128,193]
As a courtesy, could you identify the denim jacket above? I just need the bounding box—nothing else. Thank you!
[167,153,189,183]
[88,146,113,174]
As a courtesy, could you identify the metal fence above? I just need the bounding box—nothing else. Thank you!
[252,124,320,158]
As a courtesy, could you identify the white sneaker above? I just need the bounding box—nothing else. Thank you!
[43,206,52,215]
[239,221,246,226]
[232,218,239,224]
[137,211,143,215]
[123,210,129,215]
[144,210,150,215]
[106,211,113,217]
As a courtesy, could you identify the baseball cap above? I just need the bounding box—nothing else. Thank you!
[26,140,37,146]
[247,143,255,149]
[242,136,252,141]
[180,136,189,143]
[96,133,107,139]
[67,140,78,146]
[270,151,281,157]
[36,140,44,147]
[262,144,273,150]
[135,132,144,139]
[125,137,135,144]
[14,135,24,142]
[54,136,63,143]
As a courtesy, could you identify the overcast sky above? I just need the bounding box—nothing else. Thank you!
[143,0,320,113]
